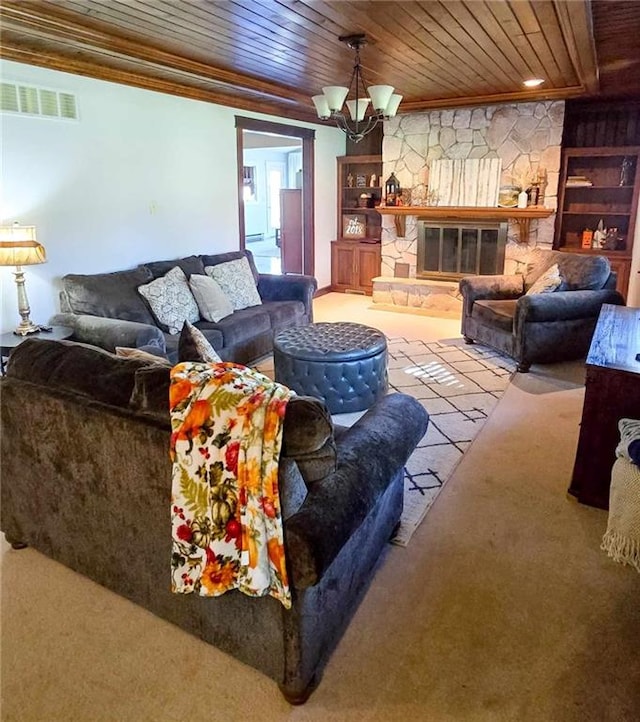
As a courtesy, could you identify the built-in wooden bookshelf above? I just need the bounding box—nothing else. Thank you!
[554,147,640,297]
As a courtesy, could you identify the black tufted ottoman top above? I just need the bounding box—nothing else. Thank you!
[273,322,387,362]
[273,322,388,414]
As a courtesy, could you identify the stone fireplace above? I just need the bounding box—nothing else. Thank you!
[379,100,565,280]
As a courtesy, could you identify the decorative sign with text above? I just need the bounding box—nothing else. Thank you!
[342,214,367,239]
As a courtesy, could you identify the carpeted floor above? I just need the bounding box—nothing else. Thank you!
[2,293,639,721]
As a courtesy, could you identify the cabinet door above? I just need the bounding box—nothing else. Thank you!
[608,257,631,298]
[357,245,381,292]
[331,243,356,291]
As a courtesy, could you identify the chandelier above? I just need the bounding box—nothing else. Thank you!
[312,34,402,143]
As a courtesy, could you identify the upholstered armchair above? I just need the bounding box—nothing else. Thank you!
[459,249,625,372]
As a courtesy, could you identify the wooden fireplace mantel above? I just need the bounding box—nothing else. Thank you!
[377,205,554,242]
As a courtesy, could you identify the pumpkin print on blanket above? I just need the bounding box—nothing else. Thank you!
[169,361,293,608]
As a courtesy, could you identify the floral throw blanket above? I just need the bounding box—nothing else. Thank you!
[169,361,293,608]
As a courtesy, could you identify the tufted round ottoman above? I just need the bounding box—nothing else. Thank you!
[273,322,388,414]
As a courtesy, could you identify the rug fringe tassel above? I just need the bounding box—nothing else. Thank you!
[601,531,640,573]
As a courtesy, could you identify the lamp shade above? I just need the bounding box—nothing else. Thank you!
[0,225,46,266]
[312,94,331,119]
[368,85,394,112]
[384,94,403,118]
[346,98,371,122]
[322,86,349,112]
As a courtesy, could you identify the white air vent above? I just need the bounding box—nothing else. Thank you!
[0,82,78,120]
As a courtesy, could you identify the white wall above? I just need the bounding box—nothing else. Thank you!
[0,60,344,331]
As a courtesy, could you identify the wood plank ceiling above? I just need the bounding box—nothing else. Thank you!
[0,1,637,124]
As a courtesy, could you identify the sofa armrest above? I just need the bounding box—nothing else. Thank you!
[459,274,524,318]
[284,393,429,589]
[459,274,524,302]
[49,313,166,353]
[257,274,317,321]
[515,289,625,327]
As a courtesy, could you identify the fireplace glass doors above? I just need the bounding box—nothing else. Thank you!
[416,220,507,279]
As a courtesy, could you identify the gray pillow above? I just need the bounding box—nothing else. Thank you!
[188,273,234,322]
[62,267,154,323]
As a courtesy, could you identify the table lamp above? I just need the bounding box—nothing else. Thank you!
[0,223,47,335]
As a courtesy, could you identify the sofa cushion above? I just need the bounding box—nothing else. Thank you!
[262,300,307,331]
[62,267,155,324]
[129,364,171,422]
[188,273,234,322]
[141,255,206,280]
[138,266,200,335]
[473,299,517,333]
[6,338,150,408]
[557,254,611,291]
[525,250,611,291]
[281,396,337,486]
[205,257,262,311]
[200,250,260,285]
[178,321,222,363]
[196,306,272,348]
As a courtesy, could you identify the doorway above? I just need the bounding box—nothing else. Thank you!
[236,117,315,276]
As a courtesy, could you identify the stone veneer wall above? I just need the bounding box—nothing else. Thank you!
[381,100,565,276]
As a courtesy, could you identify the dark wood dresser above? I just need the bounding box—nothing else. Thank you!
[569,304,640,509]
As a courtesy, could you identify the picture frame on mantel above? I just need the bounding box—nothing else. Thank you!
[342,214,367,239]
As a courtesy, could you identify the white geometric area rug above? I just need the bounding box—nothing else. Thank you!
[385,338,516,546]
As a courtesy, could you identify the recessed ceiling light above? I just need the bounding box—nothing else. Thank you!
[523,78,545,88]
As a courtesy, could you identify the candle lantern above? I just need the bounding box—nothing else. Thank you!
[385,173,401,206]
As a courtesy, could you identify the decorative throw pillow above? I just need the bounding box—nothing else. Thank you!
[205,256,262,311]
[137,266,200,335]
[188,273,234,322]
[617,418,640,466]
[115,346,171,366]
[178,321,222,363]
[525,263,562,295]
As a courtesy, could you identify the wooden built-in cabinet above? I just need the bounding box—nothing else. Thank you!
[332,155,382,294]
[554,147,640,298]
[331,241,381,295]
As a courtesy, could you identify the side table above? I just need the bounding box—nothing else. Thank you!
[0,326,73,375]
[569,304,640,509]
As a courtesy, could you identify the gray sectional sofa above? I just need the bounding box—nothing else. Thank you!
[1,338,429,703]
[52,249,317,364]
